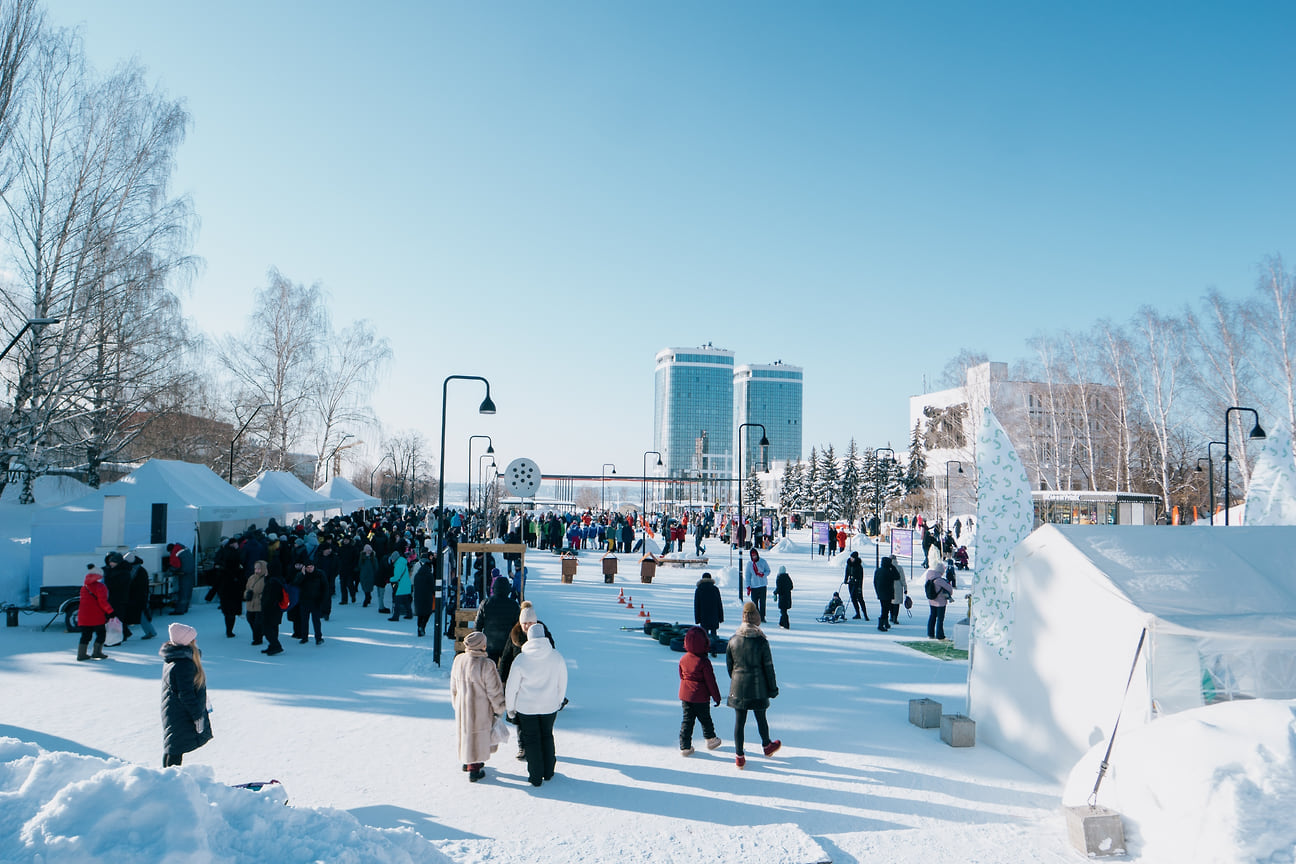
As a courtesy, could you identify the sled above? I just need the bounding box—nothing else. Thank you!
[231,779,287,804]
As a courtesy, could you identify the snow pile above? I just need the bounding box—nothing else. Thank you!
[771,536,803,554]
[0,738,447,864]
[1063,699,1296,864]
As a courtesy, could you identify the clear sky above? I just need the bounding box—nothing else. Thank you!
[45,1,1296,487]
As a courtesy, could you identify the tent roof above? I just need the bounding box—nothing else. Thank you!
[241,471,341,512]
[32,459,276,524]
[314,476,379,508]
[1032,524,1296,636]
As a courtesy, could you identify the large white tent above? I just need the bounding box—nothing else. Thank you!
[27,460,276,601]
[314,475,379,511]
[970,523,1296,781]
[240,471,343,522]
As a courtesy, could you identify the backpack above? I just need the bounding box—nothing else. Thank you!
[924,578,939,601]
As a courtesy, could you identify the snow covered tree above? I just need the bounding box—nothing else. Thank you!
[905,421,927,494]
[804,447,820,516]
[841,439,863,522]
[744,472,763,509]
[817,444,841,519]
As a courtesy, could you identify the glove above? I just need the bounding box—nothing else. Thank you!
[746,587,751,596]
[243,590,253,601]
[770,688,779,699]
[507,711,516,722]
[713,699,721,707]
[194,716,205,733]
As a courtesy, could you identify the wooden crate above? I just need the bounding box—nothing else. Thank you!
[453,609,476,654]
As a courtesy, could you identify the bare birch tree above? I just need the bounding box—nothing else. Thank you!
[309,320,391,486]
[1126,307,1187,510]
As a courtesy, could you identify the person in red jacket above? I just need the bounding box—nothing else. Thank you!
[77,564,114,661]
[677,626,723,756]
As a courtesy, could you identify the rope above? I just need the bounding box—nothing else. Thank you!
[1088,627,1147,808]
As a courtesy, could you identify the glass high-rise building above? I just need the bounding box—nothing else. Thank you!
[734,361,803,471]
[654,345,735,484]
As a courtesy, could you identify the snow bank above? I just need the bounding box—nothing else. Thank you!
[1063,699,1296,864]
[0,738,449,864]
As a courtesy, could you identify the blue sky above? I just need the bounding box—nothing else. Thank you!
[47,1,1296,486]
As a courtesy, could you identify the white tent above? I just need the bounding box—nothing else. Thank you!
[28,460,276,600]
[241,471,343,522]
[970,524,1296,782]
[314,476,380,511]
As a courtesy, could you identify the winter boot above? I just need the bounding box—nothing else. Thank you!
[705,737,723,750]
[735,755,746,769]
[77,642,90,662]
[468,763,486,782]
[90,639,108,660]
[762,739,782,758]
[680,747,695,757]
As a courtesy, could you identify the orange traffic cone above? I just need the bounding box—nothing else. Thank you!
[639,605,648,617]
[617,588,626,604]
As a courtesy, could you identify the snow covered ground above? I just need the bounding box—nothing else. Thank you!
[2,513,1292,863]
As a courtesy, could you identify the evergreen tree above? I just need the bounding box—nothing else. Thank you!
[805,447,821,516]
[744,472,764,509]
[817,445,842,519]
[842,439,863,522]
[905,420,927,494]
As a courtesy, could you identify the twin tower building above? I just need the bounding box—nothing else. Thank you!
[653,344,803,494]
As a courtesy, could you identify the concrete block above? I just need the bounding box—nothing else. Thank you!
[940,713,976,747]
[1065,805,1126,857]
[908,698,942,728]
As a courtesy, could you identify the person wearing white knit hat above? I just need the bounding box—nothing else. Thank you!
[160,623,211,766]
[504,622,568,787]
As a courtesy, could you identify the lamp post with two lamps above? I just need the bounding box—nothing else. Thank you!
[872,447,895,568]
[944,460,963,533]
[228,403,272,485]
[735,422,768,601]
[642,451,662,549]
[1223,407,1265,525]
[1196,440,1226,524]
[602,463,616,511]
[436,375,496,667]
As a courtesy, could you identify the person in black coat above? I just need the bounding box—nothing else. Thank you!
[213,538,245,638]
[261,567,286,656]
[474,575,520,662]
[873,556,896,632]
[412,554,434,637]
[294,561,329,645]
[844,551,869,620]
[773,566,794,630]
[693,572,724,637]
[102,553,133,642]
[160,622,212,767]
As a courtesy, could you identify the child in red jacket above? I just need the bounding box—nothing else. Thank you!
[678,626,723,756]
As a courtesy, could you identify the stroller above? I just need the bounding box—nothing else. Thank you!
[953,546,970,570]
[816,591,849,624]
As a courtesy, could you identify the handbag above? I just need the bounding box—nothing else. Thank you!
[104,617,124,647]
[490,713,511,746]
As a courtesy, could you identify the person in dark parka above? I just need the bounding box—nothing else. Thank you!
[844,551,869,620]
[726,601,780,768]
[412,553,435,637]
[475,575,521,662]
[773,565,794,630]
[102,553,134,642]
[693,572,724,637]
[160,622,212,767]
[873,556,897,632]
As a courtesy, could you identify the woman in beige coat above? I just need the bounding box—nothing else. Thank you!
[243,560,268,647]
[450,630,506,782]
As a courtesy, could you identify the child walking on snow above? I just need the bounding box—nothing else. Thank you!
[678,626,723,756]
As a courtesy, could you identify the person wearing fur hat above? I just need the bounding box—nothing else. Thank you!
[451,630,506,782]
[160,622,212,767]
[726,601,781,769]
[505,622,568,787]
[773,565,795,630]
[76,564,114,661]
[678,626,723,756]
[693,572,724,638]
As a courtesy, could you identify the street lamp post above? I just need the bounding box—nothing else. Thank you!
[467,435,494,515]
[601,463,616,511]
[478,454,496,537]
[642,451,662,551]
[228,403,272,485]
[873,447,895,568]
[1223,407,1265,525]
[323,433,354,482]
[944,460,964,533]
[736,423,768,604]
[0,317,60,363]
[436,376,496,667]
[370,453,394,497]
[1199,440,1225,524]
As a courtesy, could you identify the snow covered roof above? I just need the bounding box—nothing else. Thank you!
[314,476,379,509]
[240,471,342,515]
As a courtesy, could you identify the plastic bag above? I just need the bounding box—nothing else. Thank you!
[490,714,510,746]
[104,617,124,647]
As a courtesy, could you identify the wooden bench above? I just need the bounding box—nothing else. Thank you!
[655,558,709,568]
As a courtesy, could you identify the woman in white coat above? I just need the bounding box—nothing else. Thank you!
[450,630,506,782]
[504,622,568,787]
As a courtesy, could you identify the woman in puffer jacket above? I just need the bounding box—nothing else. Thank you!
[726,601,781,769]
[160,622,212,766]
[505,622,568,788]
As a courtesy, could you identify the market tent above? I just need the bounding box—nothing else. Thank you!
[969,524,1296,782]
[241,471,343,522]
[314,476,379,511]
[28,460,276,599]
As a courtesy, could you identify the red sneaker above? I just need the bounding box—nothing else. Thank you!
[735,755,746,769]
[763,739,782,757]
